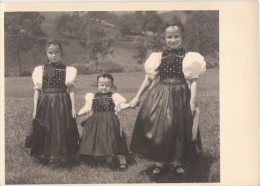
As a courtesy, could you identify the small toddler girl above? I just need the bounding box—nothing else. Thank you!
[78,72,131,170]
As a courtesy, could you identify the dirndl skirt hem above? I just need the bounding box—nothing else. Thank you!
[79,112,129,156]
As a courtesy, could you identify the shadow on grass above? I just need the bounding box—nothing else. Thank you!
[79,155,119,171]
[32,158,81,170]
[79,153,137,172]
[138,154,219,183]
[20,141,81,170]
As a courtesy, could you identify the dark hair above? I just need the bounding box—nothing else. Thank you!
[163,22,185,35]
[97,72,114,83]
[44,39,63,59]
[97,72,117,91]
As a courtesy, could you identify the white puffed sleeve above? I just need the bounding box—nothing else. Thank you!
[112,93,126,107]
[78,93,94,116]
[32,66,43,90]
[144,52,162,81]
[65,66,77,86]
[182,52,206,79]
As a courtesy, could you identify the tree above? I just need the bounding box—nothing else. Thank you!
[5,12,45,76]
[55,12,81,37]
[79,20,114,72]
[117,14,134,38]
[146,34,165,52]
[87,11,111,21]
[142,11,164,33]
[55,13,70,35]
[184,11,219,56]
[132,36,148,64]
[132,11,145,33]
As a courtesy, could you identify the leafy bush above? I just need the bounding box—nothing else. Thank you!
[132,36,148,64]
[72,61,123,75]
[71,63,91,75]
[103,61,123,73]
[21,70,32,77]
[184,11,219,56]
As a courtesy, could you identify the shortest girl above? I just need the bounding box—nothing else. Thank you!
[78,72,131,170]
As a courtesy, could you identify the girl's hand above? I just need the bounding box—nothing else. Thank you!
[84,109,92,118]
[190,102,197,116]
[72,108,77,118]
[78,108,92,117]
[115,105,122,112]
[129,97,140,108]
[85,109,91,117]
[33,110,36,119]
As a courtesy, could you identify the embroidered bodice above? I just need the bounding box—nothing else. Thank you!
[158,48,186,80]
[92,92,115,112]
[144,51,206,81]
[42,63,67,92]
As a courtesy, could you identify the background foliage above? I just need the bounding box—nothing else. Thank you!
[4,11,219,76]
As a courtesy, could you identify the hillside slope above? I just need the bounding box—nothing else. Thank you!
[5,11,218,76]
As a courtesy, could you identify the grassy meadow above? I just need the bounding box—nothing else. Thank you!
[5,69,219,184]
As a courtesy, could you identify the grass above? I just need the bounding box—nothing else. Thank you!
[5,69,219,184]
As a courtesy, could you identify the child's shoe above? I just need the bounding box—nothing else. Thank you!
[149,165,163,182]
[170,163,185,175]
[126,152,136,165]
[105,156,119,171]
[119,164,128,171]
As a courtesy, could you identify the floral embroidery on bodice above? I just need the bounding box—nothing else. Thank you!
[158,48,186,80]
[42,63,67,92]
[92,92,115,112]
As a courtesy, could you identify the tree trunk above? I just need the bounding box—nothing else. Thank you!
[101,55,104,72]
[17,47,22,76]
[95,61,99,73]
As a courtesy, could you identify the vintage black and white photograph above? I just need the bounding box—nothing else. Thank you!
[2,1,259,185]
[4,9,220,184]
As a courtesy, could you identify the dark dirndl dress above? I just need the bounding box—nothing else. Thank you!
[130,48,202,164]
[30,63,79,160]
[79,92,128,156]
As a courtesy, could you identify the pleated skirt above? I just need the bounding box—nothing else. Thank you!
[30,92,79,160]
[79,112,128,156]
[130,78,202,163]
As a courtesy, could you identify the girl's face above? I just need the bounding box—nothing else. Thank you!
[98,77,112,94]
[165,28,183,49]
[46,44,62,63]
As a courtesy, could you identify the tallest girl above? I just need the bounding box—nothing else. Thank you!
[130,23,206,177]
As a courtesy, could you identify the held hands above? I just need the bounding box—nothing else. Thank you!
[78,107,92,118]
[129,97,140,108]
[85,110,92,117]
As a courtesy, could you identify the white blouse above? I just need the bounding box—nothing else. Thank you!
[32,66,77,90]
[79,92,127,116]
[144,52,206,80]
